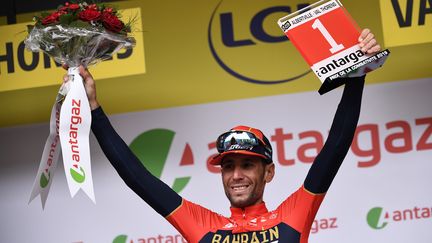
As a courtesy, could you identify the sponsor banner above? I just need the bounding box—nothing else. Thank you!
[367,205,432,230]
[314,48,390,94]
[310,46,387,81]
[59,67,95,202]
[28,102,61,208]
[0,7,145,92]
[113,234,187,243]
[1,78,431,242]
[379,0,432,47]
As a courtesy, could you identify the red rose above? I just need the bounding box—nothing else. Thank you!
[101,12,124,33]
[103,7,113,14]
[59,2,69,11]
[60,3,79,12]
[88,4,98,10]
[68,4,80,11]
[41,12,61,25]
[78,9,101,22]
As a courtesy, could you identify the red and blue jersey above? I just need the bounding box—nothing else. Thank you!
[168,186,324,242]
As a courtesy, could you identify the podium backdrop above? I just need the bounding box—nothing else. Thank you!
[0,0,431,242]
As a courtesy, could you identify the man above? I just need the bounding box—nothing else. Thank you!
[68,28,381,242]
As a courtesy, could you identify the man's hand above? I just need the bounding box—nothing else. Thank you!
[358,28,381,55]
[63,65,100,110]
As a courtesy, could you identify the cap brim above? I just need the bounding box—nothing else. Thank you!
[209,150,268,165]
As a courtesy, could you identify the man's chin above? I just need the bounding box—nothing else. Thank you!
[229,195,254,208]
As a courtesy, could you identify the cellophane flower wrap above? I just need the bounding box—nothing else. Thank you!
[25,1,135,68]
[26,1,136,208]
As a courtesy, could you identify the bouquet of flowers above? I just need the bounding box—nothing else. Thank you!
[26,1,136,208]
[25,1,135,68]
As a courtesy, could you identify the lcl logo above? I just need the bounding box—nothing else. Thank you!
[208,1,312,84]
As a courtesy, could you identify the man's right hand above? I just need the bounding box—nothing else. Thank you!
[63,65,100,110]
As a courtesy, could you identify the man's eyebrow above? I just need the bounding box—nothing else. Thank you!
[221,159,234,165]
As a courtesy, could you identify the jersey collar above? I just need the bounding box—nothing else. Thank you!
[230,202,269,220]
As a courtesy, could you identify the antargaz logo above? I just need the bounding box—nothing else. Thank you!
[39,172,50,188]
[367,207,388,229]
[367,206,432,230]
[113,234,128,243]
[129,129,194,193]
[208,0,312,84]
[113,233,185,243]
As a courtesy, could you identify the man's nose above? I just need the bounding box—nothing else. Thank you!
[232,166,244,180]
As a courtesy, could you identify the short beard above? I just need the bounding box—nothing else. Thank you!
[226,191,259,208]
[223,161,268,208]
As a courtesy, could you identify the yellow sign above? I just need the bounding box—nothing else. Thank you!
[1,0,432,128]
[380,0,432,47]
[0,7,145,92]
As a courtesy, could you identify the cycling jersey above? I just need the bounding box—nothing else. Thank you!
[91,76,365,242]
[167,186,324,242]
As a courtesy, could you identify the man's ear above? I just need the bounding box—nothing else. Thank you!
[264,163,275,183]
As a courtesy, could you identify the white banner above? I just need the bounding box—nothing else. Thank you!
[28,102,61,208]
[59,67,95,203]
[1,78,431,242]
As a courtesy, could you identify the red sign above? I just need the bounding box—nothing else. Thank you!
[286,7,360,66]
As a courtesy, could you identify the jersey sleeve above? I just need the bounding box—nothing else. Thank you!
[304,76,365,194]
[276,185,325,236]
[91,107,182,217]
[166,199,228,242]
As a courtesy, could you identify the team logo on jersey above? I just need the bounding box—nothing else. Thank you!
[211,225,280,242]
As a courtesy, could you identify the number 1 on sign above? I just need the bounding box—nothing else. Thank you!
[312,19,344,54]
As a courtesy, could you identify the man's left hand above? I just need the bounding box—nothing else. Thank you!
[359,28,381,55]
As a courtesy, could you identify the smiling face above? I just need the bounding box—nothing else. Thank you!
[221,153,275,208]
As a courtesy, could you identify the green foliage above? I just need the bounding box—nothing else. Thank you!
[59,14,74,25]
[69,20,91,28]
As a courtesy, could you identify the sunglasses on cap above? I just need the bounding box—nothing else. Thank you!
[215,130,272,163]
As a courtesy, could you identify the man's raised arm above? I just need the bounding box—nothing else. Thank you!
[303,28,381,194]
[66,67,183,217]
